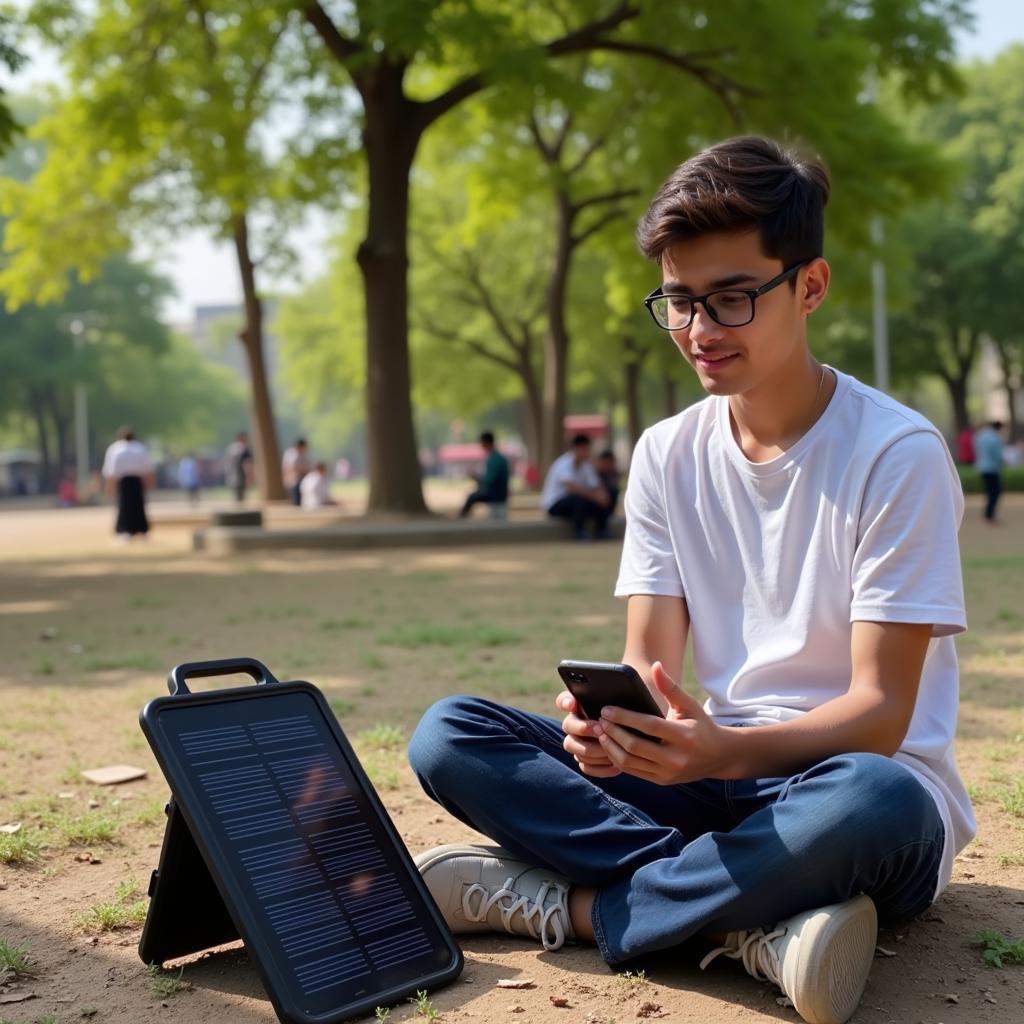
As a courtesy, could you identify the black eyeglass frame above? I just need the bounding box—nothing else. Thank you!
[643,259,811,331]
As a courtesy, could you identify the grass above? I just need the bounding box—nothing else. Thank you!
[57,813,120,846]
[974,930,1024,967]
[0,829,43,865]
[76,878,148,933]
[385,622,523,650]
[320,615,369,632]
[80,654,162,672]
[146,963,189,997]
[328,697,356,717]
[0,937,35,975]
[615,969,649,988]
[410,990,440,1021]
[356,724,406,750]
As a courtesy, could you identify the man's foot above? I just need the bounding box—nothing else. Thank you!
[699,895,877,1024]
[414,843,573,951]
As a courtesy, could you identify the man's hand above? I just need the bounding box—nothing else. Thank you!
[593,661,733,784]
[557,690,621,778]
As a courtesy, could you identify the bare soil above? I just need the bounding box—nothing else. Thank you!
[1,495,1022,1024]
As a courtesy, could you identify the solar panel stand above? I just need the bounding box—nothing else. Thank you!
[140,798,242,966]
[137,657,463,1024]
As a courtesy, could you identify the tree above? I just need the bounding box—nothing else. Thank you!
[0,2,352,501]
[300,0,968,509]
[0,255,173,489]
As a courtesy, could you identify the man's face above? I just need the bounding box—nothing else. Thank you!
[573,443,591,465]
[659,230,828,398]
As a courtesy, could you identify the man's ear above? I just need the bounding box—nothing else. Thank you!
[801,257,830,315]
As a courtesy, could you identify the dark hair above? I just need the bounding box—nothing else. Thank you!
[636,136,830,268]
[118,425,135,441]
[597,449,614,461]
[479,431,495,446]
[571,434,591,447]
[296,437,307,447]
[990,421,1003,431]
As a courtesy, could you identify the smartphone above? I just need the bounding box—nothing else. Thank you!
[557,660,663,741]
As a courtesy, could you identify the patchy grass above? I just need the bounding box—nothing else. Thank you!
[975,930,1024,967]
[80,654,162,673]
[0,829,43,865]
[76,878,148,933]
[0,937,35,975]
[355,724,406,750]
[57,812,120,847]
[385,622,523,650]
[146,963,189,997]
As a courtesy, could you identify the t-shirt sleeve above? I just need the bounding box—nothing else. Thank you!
[851,430,966,637]
[614,430,685,599]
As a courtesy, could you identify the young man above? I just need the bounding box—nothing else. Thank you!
[459,431,510,518]
[408,137,973,1024]
[541,434,612,539]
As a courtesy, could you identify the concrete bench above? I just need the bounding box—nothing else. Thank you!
[193,516,624,554]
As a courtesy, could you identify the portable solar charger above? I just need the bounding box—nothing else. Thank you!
[139,657,463,1023]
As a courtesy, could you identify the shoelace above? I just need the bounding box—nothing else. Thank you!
[699,926,786,986]
[462,876,569,951]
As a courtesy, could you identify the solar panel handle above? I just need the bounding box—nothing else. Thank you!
[166,658,280,695]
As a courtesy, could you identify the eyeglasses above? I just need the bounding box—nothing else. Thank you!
[643,259,809,331]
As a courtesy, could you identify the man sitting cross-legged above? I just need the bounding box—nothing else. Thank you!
[408,136,974,1024]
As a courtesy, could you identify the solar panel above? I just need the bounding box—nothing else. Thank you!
[138,658,463,1023]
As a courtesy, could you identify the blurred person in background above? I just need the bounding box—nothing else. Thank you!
[177,453,200,504]
[300,462,336,509]
[459,431,510,519]
[224,431,254,503]
[282,437,310,506]
[102,426,153,540]
[541,433,612,539]
[974,420,1004,524]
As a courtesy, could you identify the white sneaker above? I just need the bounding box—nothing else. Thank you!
[699,895,878,1024]
[414,843,574,951]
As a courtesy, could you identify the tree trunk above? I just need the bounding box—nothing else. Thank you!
[941,372,970,434]
[519,353,543,471]
[232,213,285,502]
[622,336,645,451]
[540,193,574,474]
[28,389,53,492]
[994,338,1021,442]
[358,64,427,514]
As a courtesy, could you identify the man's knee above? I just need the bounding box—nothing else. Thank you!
[407,694,491,781]
[809,752,937,834]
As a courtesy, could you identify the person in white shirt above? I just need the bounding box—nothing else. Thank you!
[540,434,612,539]
[281,437,310,506]
[409,136,974,1024]
[299,462,336,509]
[101,426,154,538]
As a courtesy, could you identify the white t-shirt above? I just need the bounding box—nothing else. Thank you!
[299,470,329,508]
[101,439,151,480]
[282,446,309,487]
[540,451,601,510]
[615,368,975,897]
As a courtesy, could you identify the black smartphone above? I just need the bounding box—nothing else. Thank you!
[557,660,663,741]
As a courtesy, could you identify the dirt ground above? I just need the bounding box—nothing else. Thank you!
[1,495,1022,1024]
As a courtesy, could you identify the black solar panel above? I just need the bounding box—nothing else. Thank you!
[138,659,462,1023]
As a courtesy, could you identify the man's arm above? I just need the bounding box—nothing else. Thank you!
[594,619,933,784]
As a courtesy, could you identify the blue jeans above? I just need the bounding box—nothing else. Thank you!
[408,696,944,965]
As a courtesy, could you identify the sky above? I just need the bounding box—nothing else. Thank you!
[5,0,1024,324]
